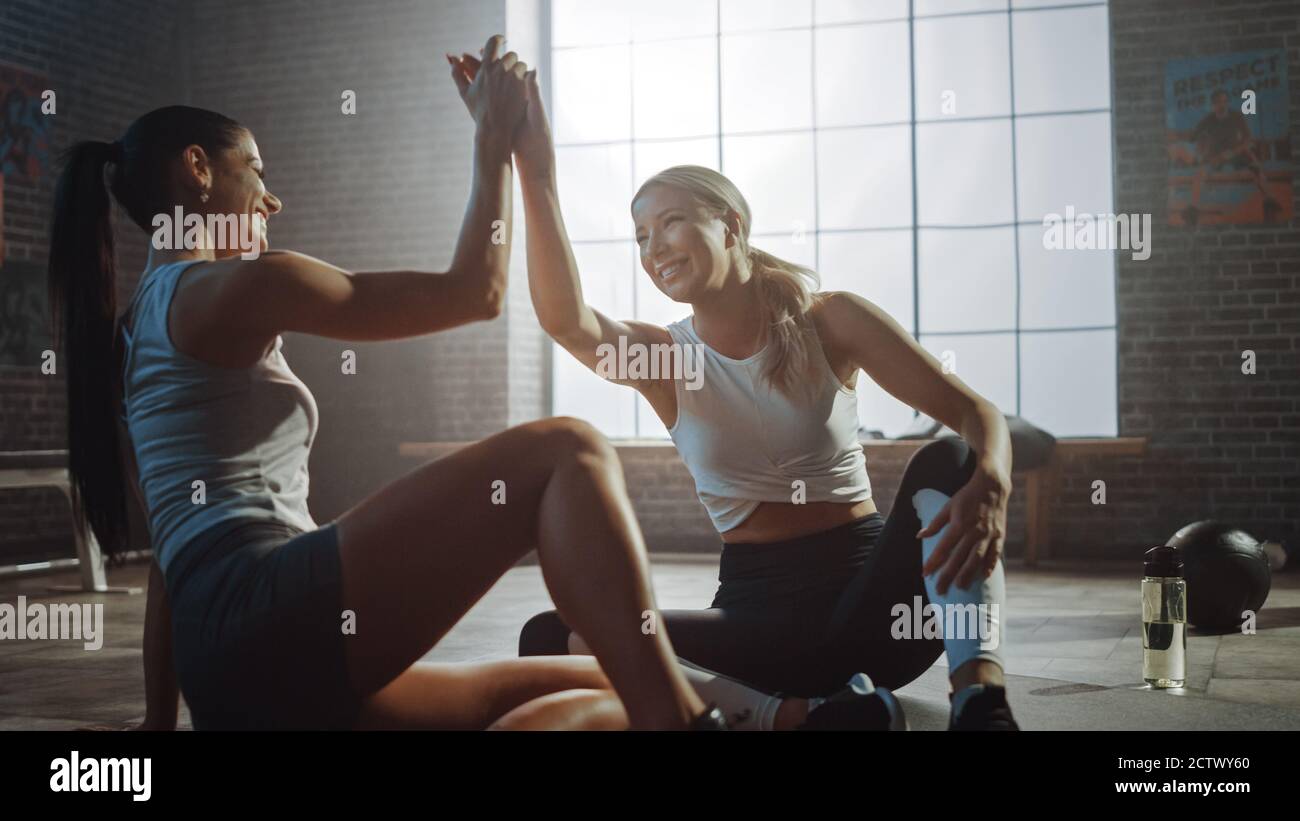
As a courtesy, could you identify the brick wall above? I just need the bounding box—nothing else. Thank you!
[1093,0,1299,559]
[0,0,520,557]
[184,0,518,525]
[0,0,188,559]
[4,0,1297,565]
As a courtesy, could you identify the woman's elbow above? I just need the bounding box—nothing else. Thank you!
[456,280,504,322]
[535,306,587,341]
[536,315,567,340]
[477,285,505,320]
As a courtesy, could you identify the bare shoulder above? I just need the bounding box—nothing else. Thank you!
[808,290,923,381]
[808,290,891,347]
[810,290,888,322]
[183,250,350,319]
[175,249,310,296]
[221,249,343,294]
[806,292,871,381]
[170,251,341,366]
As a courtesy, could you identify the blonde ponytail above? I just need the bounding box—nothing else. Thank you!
[634,165,821,399]
[747,246,820,398]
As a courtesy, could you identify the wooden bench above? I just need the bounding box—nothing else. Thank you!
[1021,437,1147,567]
[0,450,139,593]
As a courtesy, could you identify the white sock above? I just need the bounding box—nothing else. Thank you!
[806,673,877,715]
[676,657,783,731]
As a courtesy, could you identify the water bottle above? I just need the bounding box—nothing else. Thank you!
[1142,545,1187,688]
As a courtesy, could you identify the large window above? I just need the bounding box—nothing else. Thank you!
[549,0,1116,438]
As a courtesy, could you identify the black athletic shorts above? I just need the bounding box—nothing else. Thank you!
[164,519,362,730]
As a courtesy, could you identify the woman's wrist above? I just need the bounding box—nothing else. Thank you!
[515,154,556,186]
[473,126,513,162]
[976,456,1012,492]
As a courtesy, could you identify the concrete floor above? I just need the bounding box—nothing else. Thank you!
[3,556,1299,730]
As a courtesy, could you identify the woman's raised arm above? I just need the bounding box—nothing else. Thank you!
[509,68,672,386]
[211,36,531,346]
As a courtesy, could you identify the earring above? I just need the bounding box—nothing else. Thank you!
[199,190,210,203]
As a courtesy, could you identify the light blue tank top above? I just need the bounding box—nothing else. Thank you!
[119,259,319,574]
[665,315,872,533]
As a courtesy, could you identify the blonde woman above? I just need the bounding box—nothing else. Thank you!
[448,55,1020,730]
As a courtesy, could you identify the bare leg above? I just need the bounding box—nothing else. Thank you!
[335,417,704,729]
[567,632,811,730]
[355,657,611,729]
[490,689,630,731]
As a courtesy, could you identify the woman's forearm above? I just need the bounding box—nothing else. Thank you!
[445,129,515,314]
[960,402,1013,485]
[141,558,179,730]
[519,174,596,339]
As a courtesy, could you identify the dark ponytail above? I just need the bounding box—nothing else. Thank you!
[47,106,245,558]
[48,140,129,558]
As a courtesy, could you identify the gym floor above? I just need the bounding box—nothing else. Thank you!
[3,557,1299,730]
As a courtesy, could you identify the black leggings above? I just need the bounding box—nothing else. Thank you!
[519,438,980,697]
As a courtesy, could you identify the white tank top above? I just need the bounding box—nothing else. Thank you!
[664,315,872,533]
[119,259,319,574]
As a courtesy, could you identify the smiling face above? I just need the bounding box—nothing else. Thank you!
[631,183,742,303]
[202,130,282,257]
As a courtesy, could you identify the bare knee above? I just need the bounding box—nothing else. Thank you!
[529,416,619,471]
[488,689,627,731]
[544,416,613,454]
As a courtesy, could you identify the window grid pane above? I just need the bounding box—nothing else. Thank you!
[550,1,1115,438]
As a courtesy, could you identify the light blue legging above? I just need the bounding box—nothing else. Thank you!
[913,487,1006,675]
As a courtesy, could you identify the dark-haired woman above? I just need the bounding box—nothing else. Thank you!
[51,37,719,730]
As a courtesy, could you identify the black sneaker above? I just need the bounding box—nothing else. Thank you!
[797,673,908,731]
[948,684,1020,731]
[689,704,729,730]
